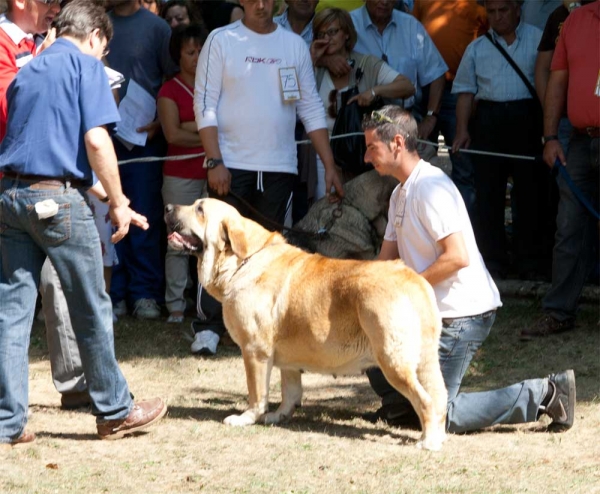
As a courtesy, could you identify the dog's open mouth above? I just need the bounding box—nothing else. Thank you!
[168,231,202,252]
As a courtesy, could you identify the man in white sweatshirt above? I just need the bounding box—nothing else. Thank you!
[191,0,344,355]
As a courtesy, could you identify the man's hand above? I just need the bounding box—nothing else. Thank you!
[38,27,56,54]
[109,200,149,244]
[452,129,471,154]
[136,120,161,141]
[317,54,352,77]
[207,164,232,196]
[418,116,437,140]
[543,140,566,168]
[325,167,345,202]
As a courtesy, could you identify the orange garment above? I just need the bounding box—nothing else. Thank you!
[413,0,488,81]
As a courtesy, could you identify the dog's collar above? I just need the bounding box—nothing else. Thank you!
[232,240,281,277]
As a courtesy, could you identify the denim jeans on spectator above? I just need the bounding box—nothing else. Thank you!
[543,134,599,321]
[0,179,132,442]
[366,311,548,433]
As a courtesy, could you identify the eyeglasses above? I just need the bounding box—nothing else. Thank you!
[315,27,341,40]
[370,110,395,125]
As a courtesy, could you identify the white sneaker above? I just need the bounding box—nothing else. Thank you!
[191,330,220,356]
[113,300,127,317]
[133,299,161,320]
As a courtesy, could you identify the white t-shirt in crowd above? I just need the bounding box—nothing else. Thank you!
[194,21,327,174]
[384,160,502,318]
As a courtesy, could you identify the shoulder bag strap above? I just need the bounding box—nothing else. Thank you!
[484,32,538,101]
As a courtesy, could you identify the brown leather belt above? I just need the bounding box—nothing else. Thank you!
[574,127,600,138]
[1,172,88,189]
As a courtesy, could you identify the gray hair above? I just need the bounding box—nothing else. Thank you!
[54,0,113,42]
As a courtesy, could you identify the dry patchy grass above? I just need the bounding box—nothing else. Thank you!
[1,299,599,494]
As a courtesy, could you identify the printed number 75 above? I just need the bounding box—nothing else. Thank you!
[282,74,297,89]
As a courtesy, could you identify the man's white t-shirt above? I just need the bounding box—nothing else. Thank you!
[384,160,501,318]
[194,21,327,174]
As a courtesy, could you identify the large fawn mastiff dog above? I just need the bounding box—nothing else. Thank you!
[165,198,447,450]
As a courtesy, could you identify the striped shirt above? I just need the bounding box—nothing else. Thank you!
[350,5,447,108]
[452,20,542,102]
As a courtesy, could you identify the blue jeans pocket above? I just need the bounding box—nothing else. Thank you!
[27,202,72,245]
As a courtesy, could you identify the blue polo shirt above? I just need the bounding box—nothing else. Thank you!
[0,38,120,184]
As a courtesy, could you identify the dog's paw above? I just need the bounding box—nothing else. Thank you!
[262,411,288,425]
[223,413,256,427]
[416,433,445,452]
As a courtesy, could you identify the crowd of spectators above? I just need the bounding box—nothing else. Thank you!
[1,0,597,352]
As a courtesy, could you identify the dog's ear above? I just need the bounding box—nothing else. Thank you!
[220,215,269,260]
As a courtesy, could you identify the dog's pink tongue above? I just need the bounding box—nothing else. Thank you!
[168,232,184,242]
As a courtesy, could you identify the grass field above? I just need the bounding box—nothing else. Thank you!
[1,297,598,494]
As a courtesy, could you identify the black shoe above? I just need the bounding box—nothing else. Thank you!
[540,370,576,432]
[361,404,420,429]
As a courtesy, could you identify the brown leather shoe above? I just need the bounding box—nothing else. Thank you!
[61,391,91,410]
[97,398,167,440]
[520,315,575,341]
[10,430,36,445]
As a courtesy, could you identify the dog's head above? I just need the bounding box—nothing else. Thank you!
[165,198,281,290]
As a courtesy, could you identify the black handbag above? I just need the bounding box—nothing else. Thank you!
[330,67,382,175]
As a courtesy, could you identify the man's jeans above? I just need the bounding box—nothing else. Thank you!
[0,178,132,442]
[543,134,599,321]
[366,311,548,433]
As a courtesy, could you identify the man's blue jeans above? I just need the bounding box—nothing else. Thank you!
[366,311,548,433]
[0,178,132,442]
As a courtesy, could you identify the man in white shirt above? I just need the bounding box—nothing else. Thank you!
[191,0,343,355]
[361,105,575,433]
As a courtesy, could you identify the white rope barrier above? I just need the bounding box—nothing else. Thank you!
[117,131,538,165]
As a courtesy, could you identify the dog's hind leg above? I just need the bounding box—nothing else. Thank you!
[374,354,444,451]
[224,350,273,427]
[263,369,303,425]
[416,341,448,449]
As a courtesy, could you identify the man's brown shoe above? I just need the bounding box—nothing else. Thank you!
[520,315,575,341]
[61,391,91,410]
[97,398,167,440]
[10,430,36,445]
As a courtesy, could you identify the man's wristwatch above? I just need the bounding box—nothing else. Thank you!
[541,135,559,145]
[203,158,224,170]
[426,110,439,119]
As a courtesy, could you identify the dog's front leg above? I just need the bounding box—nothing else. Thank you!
[263,369,303,425]
[224,350,273,426]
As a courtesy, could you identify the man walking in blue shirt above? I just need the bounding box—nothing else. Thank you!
[0,0,166,444]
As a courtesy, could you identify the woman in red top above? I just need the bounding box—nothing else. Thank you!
[158,24,208,323]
